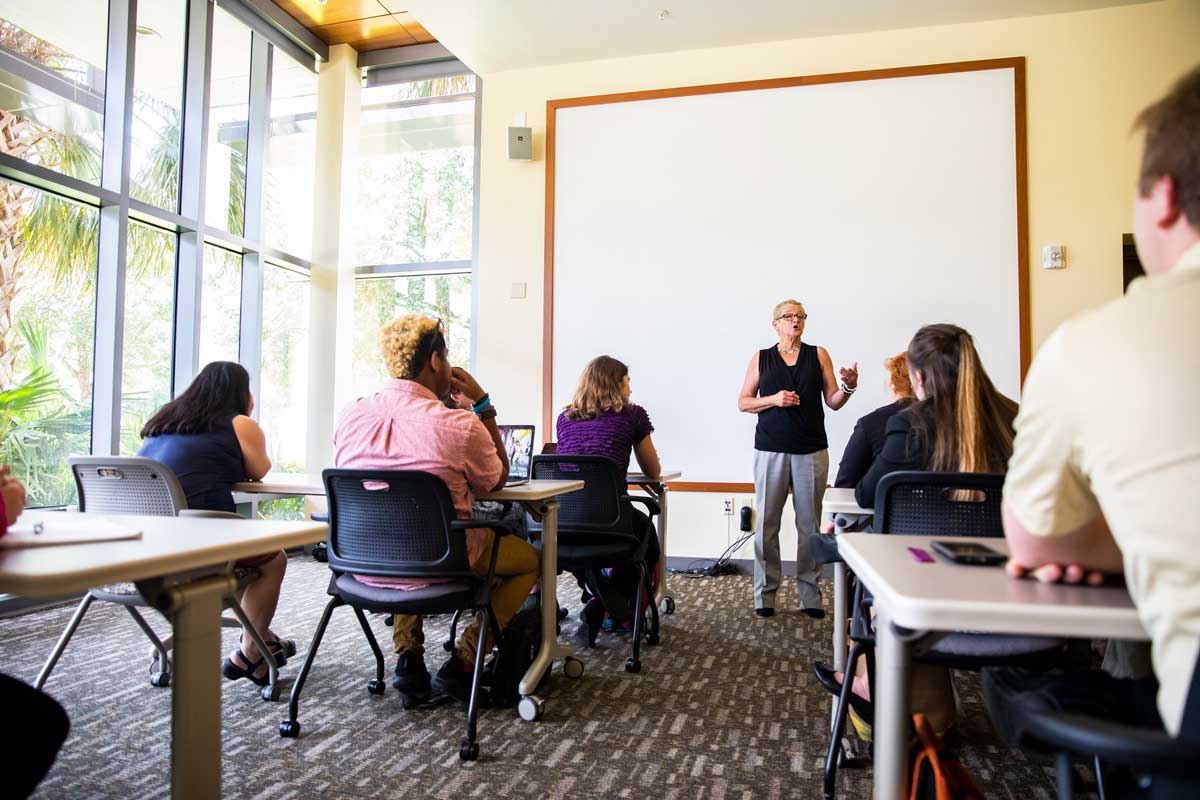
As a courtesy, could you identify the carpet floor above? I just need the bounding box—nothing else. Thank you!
[0,554,1090,799]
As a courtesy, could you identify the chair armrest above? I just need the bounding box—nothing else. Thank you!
[623,495,661,517]
[451,519,514,537]
[1022,711,1200,775]
[179,509,245,520]
[311,512,329,523]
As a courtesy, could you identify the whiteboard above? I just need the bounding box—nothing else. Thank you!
[550,66,1023,483]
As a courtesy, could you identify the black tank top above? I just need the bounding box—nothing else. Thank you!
[754,344,828,454]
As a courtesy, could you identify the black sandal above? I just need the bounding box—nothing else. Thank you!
[266,638,297,666]
[222,652,270,687]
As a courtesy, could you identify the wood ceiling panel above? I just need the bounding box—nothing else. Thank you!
[313,14,420,49]
[391,13,437,44]
[377,1,409,13]
[275,0,390,28]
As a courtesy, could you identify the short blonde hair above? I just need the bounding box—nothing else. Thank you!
[381,314,443,379]
[772,299,805,320]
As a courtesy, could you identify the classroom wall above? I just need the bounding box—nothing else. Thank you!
[470,0,1200,562]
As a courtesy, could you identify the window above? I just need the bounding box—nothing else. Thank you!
[0,3,108,185]
[352,273,470,400]
[355,75,476,267]
[205,5,251,235]
[120,221,176,454]
[0,180,97,506]
[259,263,309,472]
[130,0,187,211]
[264,49,317,260]
[198,244,242,368]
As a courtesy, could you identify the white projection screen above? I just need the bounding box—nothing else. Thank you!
[547,61,1028,485]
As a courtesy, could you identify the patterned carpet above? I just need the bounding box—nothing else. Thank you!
[0,554,1087,799]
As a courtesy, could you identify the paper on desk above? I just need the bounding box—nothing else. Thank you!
[0,516,143,549]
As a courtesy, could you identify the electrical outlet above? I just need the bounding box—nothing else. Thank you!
[723,498,734,515]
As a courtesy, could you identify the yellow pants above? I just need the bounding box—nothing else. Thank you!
[392,534,539,663]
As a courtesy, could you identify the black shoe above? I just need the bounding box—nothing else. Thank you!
[755,607,775,618]
[812,661,874,723]
[799,602,826,620]
[431,654,473,703]
[392,650,431,694]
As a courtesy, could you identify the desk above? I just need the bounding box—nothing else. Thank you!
[0,510,327,800]
[233,474,584,717]
[838,533,1145,799]
[821,486,872,723]
[627,470,682,612]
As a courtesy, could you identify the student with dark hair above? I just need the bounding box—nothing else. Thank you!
[556,355,662,645]
[137,361,292,688]
[0,466,71,799]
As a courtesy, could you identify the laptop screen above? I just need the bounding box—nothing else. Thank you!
[498,425,535,481]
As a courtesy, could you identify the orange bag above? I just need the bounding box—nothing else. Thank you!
[907,713,986,800]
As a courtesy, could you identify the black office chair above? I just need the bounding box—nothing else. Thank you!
[527,455,661,673]
[279,469,510,762]
[820,471,1067,799]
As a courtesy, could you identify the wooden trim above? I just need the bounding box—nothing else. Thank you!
[666,481,755,493]
[542,56,1030,463]
[1012,58,1032,384]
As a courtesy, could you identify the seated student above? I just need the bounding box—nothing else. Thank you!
[0,467,71,799]
[832,351,914,494]
[555,355,662,645]
[334,315,539,704]
[817,324,1018,733]
[992,65,1200,800]
[138,361,292,686]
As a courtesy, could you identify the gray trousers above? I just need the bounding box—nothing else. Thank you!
[752,448,829,609]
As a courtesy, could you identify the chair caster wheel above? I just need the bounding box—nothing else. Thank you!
[563,656,584,679]
[367,679,385,695]
[625,658,641,674]
[557,605,569,621]
[518,695,544,721]
[459,739,479,761]
[645,631,660,645]
[279,720,300,738]
[443,640,455,652]
[262,684,281,701]
[660,597,675,615]
[150,671,171,688]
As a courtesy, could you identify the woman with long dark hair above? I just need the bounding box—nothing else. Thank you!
[138,361,292,687]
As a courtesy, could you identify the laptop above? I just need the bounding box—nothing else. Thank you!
[498,424,535,486]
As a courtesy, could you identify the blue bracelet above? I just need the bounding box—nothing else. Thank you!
[471,394,491,413]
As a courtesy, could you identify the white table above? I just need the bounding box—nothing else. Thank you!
[0,510,327,800]
[627,470,682,612]
[232,474,585,716]
[838,533,1146,799]
[821,487,872,725]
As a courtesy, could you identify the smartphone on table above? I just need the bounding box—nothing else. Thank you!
[930,540,1007,566]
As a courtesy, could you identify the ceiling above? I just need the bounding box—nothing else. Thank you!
[273,0,436,52]
[399,0,1158,74]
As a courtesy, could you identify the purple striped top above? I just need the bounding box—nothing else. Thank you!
[555,404,654,474]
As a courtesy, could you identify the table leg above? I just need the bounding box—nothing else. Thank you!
[874,605,912,800]
[520,499,575,697]
[653,483,670,608]
[830,561,848,729]
[162,574,235,800]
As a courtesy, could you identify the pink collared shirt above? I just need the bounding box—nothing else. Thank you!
[333,379,504,588]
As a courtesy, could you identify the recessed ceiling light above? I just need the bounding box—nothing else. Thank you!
[657,9,670,20]
[135,25,160,39]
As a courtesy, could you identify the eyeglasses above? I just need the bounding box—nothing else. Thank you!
[775,312,807,322]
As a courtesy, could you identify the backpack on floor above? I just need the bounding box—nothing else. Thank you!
[482,605,541,707]
[908,713,986,800]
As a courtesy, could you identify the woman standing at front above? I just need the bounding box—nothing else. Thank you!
[737,300,858,619]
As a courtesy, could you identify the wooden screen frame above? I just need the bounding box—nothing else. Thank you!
[543,57,1030,493]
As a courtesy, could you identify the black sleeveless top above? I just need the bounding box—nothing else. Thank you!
[754,344,828,454]
[138,414,247,513]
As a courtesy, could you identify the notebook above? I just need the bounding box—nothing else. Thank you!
[0,515,143,549]
[498,424,535,487]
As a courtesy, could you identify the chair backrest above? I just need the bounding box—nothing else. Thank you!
[69,456,188,516]
[874,470,1005,537]
[322,468,474,580]
[530,455,628,532]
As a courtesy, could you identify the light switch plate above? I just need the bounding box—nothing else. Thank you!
[1042,245,1066,269]
[510,282,527,299]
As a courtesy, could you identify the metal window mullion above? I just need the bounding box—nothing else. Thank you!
[90,0,138,457]
[469,76,481,371]
[174,0,215,397]
[239,34,272,408]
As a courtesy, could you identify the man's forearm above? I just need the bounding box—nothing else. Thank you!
[1002,502,1125,573]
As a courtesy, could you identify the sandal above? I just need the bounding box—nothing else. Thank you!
[266,638,297,665]
[222,652,270,687]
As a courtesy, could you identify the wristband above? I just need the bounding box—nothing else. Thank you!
[471,393,491,413]
[476,405,498,421]
[840,383,856,395]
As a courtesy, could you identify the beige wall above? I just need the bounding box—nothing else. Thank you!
[471,0,1200,562]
